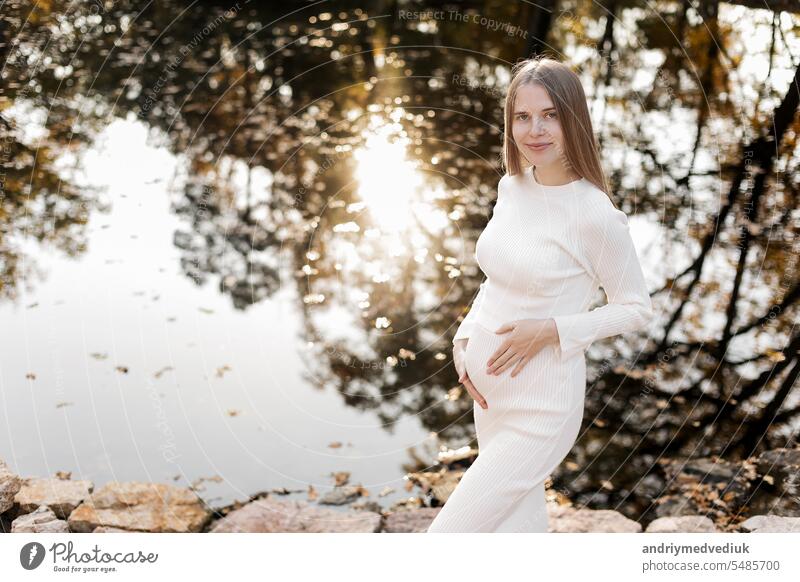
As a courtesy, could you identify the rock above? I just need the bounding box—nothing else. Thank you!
[15,477,93,519]
[756,448,800,492]
[748,448,800,517]
[744,492,800,517]
[383,508,441,532]
[11,506,70,533]
[655,457,756,519]
[318,485,363,506]
[209,496,381,533]
[0,459,22,514]
[93,526,136,533]
[740,515,800,533]
[653,494,707,518]
[548,503,642,532]
[645,515,717,533]
[663,457,753,505]
[351,500,383,514]
[68,481,210,533]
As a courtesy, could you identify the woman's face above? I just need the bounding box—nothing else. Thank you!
[511,82,567,169]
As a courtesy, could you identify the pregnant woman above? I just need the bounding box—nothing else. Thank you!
[426,56,654,533]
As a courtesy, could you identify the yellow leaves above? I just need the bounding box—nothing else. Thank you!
[765,349,785,363]
[332,471,350,486]
[613,364,646,379]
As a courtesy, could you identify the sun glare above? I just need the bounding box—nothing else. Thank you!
[353,117,422,232]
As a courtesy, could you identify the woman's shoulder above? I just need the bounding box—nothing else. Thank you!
[577,185,630,232]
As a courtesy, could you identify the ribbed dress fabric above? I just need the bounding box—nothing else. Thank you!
[427,166,653,533]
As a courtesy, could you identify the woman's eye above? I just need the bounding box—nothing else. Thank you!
[546,111,557,119]
[516,114,528,120]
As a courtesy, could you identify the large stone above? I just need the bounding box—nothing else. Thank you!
[548,503,642,532]
[740,515,800,533]
[11,505,70,533]
[645,515,718,533]
[67,481,210,533]
[209,496,382,533]
[318,486,363,506]
[749,448,800,516]
[653,494,705,518]
[15,477,93,519]
[745,493,800,517]
[382,507,441,532]
[662,457,754,506]
[756,448,800,492]
[0,459,22,514]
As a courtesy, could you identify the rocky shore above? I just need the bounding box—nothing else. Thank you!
[2,445,798,533]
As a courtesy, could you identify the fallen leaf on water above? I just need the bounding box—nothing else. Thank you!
[308,484,318,501]
[25,373,36,380]
[154,366,174,379]
[328,441,342,449]
[199,307,214,314]
[55,402,73,408]
[90,353,108,360]
[226,409,240,417]
[216,365,232,378]
[116,366,129,374]
[332,471,350,486]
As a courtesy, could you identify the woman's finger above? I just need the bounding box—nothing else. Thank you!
[463,376,488,409]
[488,348,516,374]
[492,353,521,376]
[486,341,511,368]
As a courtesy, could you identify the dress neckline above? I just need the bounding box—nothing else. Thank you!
[528,165,586,195]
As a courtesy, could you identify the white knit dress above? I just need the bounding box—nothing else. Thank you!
[427,166,653,533]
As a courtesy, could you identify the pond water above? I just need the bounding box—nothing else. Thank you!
[2,0,798,517]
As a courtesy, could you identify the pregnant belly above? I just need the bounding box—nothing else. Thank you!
[465,323,585,414]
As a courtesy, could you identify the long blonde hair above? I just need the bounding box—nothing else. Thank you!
[502,56,608,195]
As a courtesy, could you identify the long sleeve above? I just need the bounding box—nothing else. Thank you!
[452,281,487,345]
[552,200,654,358]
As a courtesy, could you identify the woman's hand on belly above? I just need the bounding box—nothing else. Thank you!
[486,318,559,377]
[453,341,488,409]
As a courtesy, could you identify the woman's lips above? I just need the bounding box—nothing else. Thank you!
[525,142,552,151]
